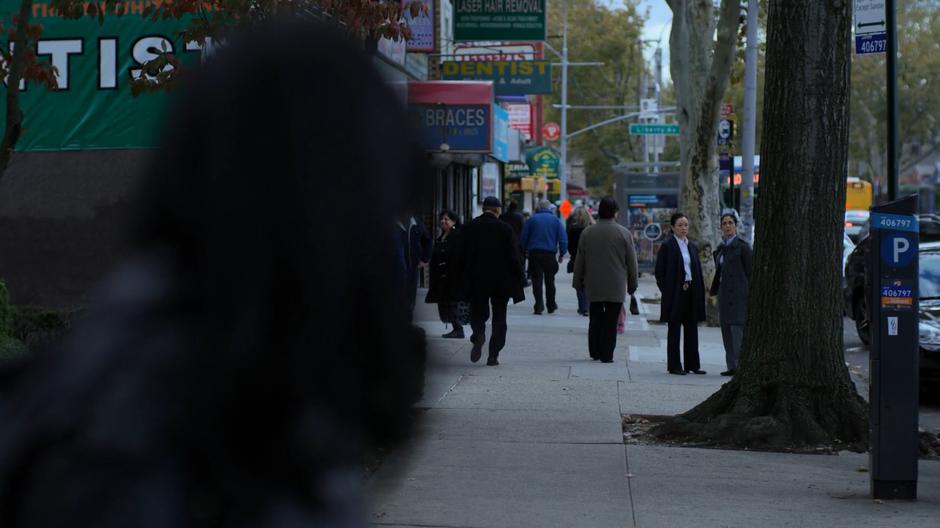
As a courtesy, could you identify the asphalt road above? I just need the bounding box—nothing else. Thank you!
[843,317,940,432]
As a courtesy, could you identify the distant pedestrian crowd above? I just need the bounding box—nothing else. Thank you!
[408,196,752,377]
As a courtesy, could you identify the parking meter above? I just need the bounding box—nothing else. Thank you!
[869,194,919,500]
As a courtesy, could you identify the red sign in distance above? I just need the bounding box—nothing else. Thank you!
[542,122,560,142]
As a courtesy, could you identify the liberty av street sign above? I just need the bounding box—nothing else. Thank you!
[629,123,679,135]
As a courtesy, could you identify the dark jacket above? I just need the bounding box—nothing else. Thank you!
[499,210,525,238]
[655,237,706,323]
[398,218,432,274]
[425,228,461,304]
[458,212,525,303]
[710,236,753,325]
[566,224,586,273]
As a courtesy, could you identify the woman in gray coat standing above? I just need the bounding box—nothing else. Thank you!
[709,210,753,376]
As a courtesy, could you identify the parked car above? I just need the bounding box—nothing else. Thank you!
[844,210,870,243]
[844,237,940,389]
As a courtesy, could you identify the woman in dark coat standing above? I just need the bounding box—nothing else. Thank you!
[709,210,753,376]
[426,210,464,338]
[655,212,707,375]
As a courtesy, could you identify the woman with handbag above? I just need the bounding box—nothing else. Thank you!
[426,210,465,338]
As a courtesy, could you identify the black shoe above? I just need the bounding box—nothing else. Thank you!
[600,359,614,363]
[720,369,736,376]
[470,340,483,363]
[534,308,544,315]
[547,304,558,314]
[486,356,499,366]
[442,328,464,339]
[687,369,707,375]
[668,370,687,375]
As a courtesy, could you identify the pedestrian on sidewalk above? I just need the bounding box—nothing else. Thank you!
[655,213,707,375]
[397,213,432,322]
[458,197,525,365]
[566,206,594,316]
[709,209,752,376]
[520,199,568,314]
[573,198,638,363]
[426,210,465,339]
[499,201,528,288]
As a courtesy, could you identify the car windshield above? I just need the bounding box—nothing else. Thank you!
[922,252,940,299]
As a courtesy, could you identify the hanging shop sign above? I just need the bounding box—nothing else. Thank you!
[0,1,199,151]
[453,42,536,61]
[492,105,509,162]
[441,60,551,95]
[453,0,546,42]
[408,81,494,153]
[403,0,435,52]
[525,145,559,180]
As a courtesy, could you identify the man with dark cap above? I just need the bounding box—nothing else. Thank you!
[458,196,525,365]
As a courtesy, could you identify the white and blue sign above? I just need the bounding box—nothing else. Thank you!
[871,212,919,233]
[854,0,886,55]
[856,33,887,54]
[881,233,916,268]
[410,104,492,153]
[492,106,509,162]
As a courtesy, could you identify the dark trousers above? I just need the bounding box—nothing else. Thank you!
[529,251,558,311]
[589,302,622,362]
[667,286,701,372]
[470,296,509,358]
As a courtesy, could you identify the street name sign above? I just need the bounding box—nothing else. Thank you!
[454,0,546,41]
[441,60,551,95]
[854,0,887,54]
[629,123,679,135]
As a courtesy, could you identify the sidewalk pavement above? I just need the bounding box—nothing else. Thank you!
[367,273,940,527]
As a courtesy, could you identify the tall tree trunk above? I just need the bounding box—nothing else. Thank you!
[0,0,33,178]
[653,0,867,450]
[668,0,740,325]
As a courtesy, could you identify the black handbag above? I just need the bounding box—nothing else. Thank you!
[629,295,640,315]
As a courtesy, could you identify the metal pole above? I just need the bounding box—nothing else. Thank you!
[739,0,758,243]
[886,0,898,202]
[559,0,569,202]
[653,47,662,165]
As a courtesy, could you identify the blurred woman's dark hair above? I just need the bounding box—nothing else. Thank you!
[0,21,427,526]
[670,212,689,226]
[439,209,460,226]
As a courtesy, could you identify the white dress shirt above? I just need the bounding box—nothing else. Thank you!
[676,237,692,281]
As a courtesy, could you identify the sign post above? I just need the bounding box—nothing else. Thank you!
[869,194,919,500]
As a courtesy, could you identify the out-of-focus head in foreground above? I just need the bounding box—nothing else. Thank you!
[0,22,426,527]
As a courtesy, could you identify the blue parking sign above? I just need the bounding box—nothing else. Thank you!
[880,233,916,268]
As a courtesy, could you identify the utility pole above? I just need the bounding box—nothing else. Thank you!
[559,0,569,202]
[886,0,898,201]
[739,0,758,243]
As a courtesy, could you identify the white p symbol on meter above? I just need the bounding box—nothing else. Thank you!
[894,237,910,264]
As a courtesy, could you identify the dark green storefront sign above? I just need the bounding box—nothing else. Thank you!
[0,1,198,151]
[453,0,546,41]
[441,60,551,95]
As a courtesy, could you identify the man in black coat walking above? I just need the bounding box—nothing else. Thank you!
[459,197,525,365]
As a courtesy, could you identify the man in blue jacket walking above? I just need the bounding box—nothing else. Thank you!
[520,200,568,314]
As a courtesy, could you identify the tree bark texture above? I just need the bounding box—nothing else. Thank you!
[653,0,868,450]
[0,0,33,179]
[668,0,740,325]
